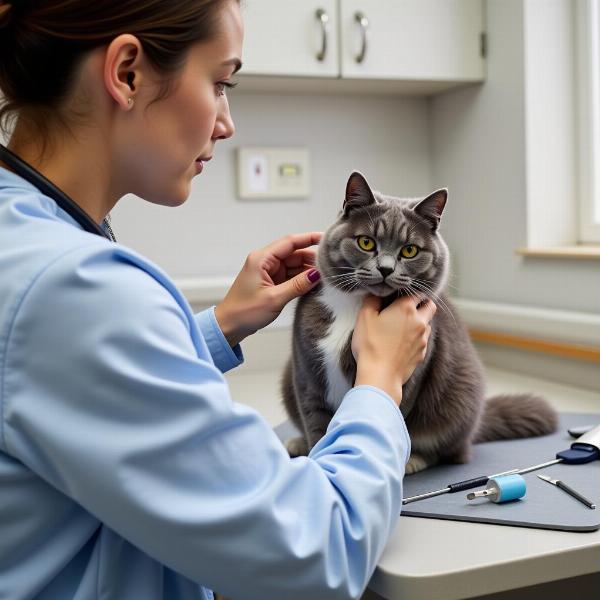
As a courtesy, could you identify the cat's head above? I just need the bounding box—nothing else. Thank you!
[317,171,450,301]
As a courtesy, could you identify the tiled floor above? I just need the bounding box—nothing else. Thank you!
[226,365,600,428]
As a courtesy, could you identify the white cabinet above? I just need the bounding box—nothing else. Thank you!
[240,0,485,94]
[340,0,484,81]
[241,0,339,77]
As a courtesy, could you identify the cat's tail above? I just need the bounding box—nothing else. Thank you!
[473,394,558,443]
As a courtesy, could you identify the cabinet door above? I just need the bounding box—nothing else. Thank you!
[340,0,484,81]
[241,0,339,77]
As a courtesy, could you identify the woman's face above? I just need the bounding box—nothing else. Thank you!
[115,0,243,206]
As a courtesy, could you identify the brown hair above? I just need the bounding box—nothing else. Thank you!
[0,0,232,144]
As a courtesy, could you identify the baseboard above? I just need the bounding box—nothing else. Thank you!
[451,298,600,347]
[474,343,599,392]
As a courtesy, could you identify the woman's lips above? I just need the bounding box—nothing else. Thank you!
[194,155,212,174]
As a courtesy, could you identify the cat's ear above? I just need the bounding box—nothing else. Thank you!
[414,188,448,231]
[343,171,376,216]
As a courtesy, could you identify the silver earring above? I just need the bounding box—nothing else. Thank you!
[127,98,134,107]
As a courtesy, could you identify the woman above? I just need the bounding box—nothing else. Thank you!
[0,1,436,599]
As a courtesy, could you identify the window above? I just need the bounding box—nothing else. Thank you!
[576,0,600,243]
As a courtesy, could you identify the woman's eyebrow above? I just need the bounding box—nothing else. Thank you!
[222,58,242,74]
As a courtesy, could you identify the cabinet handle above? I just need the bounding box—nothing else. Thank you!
[354,11,369,64]
[315,8,329,62]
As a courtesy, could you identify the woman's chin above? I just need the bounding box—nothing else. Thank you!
[143,186,189,207]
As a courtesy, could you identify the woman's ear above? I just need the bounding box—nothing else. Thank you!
[103,34,144,110]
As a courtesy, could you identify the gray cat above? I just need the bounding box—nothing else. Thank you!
[282,172,557,474]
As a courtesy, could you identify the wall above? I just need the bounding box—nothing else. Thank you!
[111,92,431,278]
[430,0,600,314]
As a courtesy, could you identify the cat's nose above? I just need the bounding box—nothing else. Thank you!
[378,266,394,279]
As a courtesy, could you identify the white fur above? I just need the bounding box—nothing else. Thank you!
[317,285,363,411]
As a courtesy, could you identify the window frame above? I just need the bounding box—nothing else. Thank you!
[576,0,600,243]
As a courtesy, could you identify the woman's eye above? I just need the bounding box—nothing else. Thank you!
[215,81,238,97]
[400,244,419,258]
[357,236,376,252]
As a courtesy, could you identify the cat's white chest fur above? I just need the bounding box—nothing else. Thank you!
[317,286,363,411]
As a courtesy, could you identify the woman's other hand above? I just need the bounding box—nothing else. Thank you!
[214,232,323,347]
[352,295,437,406]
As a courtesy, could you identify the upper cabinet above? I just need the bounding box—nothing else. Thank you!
[241,0,339,77]
[340,0,484,81]
[240,0,486,95]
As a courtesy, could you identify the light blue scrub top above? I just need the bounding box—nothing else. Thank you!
[0,167,411,600]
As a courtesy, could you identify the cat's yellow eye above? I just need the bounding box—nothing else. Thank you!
[401,244,419,259]
[357,236,376,252]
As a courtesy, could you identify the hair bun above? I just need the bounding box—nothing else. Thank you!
[0,3,12,29]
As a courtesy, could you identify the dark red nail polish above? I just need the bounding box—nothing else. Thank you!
[307,269,321,283]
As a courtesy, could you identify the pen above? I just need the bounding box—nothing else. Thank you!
[538,474,596,509]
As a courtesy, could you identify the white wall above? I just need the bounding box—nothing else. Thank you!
[111,92,431,278]
[430,0,600,314]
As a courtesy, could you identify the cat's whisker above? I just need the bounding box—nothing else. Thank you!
[342,283,364,295]
[409,284,446,316]
[407,280,440,303]
[326,277,362,291]
[323,273,353,282]
[331,280,358,292]
[330,275,362,292]
[410,279,444,302]
[346,280,363,294]
[414,279,451,304]
[326,272,359,280]
[411,280,457,326]
[332,281,353,292]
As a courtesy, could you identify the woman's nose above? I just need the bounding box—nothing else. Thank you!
[213,98,235,141]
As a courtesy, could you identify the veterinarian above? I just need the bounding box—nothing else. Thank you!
[0,1,436,598]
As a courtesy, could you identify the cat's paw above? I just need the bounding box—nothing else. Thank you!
[286,436,309,457]
[405,453,428,475]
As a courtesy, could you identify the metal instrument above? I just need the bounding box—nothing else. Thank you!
[537,474,596,509]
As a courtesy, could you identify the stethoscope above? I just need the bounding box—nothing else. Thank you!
[0,143,116,241]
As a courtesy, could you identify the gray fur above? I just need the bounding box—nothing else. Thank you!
[282,172,558,473]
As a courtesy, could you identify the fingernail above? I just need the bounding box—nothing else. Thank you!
[307,269,321,283]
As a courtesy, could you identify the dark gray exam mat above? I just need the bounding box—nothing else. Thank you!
[275,412,600,532]
[398,412,600,532]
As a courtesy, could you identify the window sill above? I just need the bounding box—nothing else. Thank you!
[515,246,600,259]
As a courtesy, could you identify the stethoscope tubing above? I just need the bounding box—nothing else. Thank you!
[0,143,111,240]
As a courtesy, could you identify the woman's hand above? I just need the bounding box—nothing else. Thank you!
[214,232,323,347]
[352,295,437,406]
